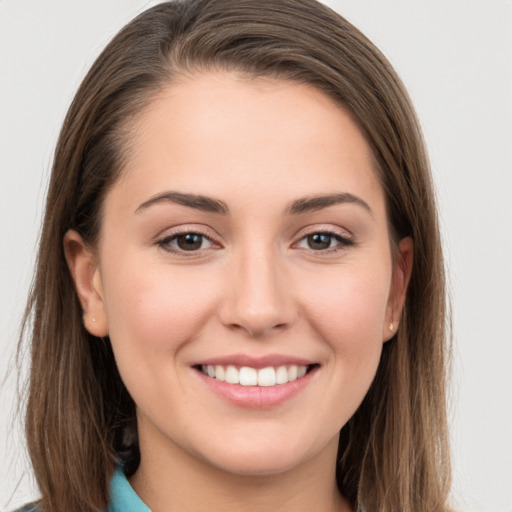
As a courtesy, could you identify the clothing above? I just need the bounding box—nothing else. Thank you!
[13,467,150,512]
[108,466,150,512]
[12,506,37,512]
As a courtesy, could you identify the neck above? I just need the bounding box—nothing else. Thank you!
[129,430,351,512]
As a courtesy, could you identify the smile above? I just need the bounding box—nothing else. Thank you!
[200,364,308,387]
[192,355,319,408]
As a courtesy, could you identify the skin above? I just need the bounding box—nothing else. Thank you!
[65,72,413,512]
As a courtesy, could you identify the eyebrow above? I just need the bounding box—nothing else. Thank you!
[135,192,230,215]
[284,193,373,216]
[135,191,372,217]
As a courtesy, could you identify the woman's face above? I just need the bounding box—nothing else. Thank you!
[67,72,411,477]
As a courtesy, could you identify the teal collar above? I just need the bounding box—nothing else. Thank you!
[108,467,151,512]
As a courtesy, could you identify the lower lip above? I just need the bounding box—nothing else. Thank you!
[194,367,317,409]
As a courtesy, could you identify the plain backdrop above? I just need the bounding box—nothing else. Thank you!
[1,1,511,511]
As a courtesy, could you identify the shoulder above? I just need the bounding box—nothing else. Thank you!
[12,504,39,512]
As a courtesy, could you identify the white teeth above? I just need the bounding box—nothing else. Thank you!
[257,367,276,387]
[275,366,289,384]
[287,365,298,381]
[201,364,310,386]
[225,365,240,384]
[297,366,307,378]
[215,365,225,382]
[239,367,258,386]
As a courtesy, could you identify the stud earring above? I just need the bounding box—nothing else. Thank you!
[389,321,394,331]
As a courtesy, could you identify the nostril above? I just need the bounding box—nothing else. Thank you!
[226,321,289,338]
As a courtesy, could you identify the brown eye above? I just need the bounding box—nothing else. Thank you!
[295,231,354,252]
[176,233,204,251]
[306,233,333,250]
[158,232,213,253]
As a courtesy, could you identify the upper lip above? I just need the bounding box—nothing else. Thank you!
[192,354,317,369]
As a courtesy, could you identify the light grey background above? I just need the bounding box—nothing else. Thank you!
[1,1,511,510]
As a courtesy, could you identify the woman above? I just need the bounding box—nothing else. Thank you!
[17,0,451,511]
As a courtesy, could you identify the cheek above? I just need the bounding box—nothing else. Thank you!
[297,265,390,423]
[299,262,391,356]
[99,256,222,415]
[100,255,218,357]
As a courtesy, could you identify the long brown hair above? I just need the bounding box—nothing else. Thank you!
[21,1,451,510]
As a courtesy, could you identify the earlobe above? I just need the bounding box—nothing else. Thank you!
[383,236,413,342]
[63,230,109,337]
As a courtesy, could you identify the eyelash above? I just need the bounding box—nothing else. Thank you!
[156,228,354,256]
[294,230,355,253]
[156,228,218,255]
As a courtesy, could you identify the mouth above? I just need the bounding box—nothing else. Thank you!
[191,355,320,407]
[194,363,319,387]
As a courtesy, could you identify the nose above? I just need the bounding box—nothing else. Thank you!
[218,245,296,338]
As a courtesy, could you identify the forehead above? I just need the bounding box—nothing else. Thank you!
[110,71,385,218]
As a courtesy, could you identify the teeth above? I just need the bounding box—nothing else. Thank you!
[257,367,276,387]
[287,365,298,381]
[200,364,309,386]
[215,365,225,382]
[239,367,257,386]
[225,365,239,384]
[276,366,288,384]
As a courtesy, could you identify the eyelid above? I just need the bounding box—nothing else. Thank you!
[294,224,354,242]
[292,224,356,252]
[153,223,355,255]
[155,225,223,254]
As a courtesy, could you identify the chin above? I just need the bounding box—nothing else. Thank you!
[196,432,330,477]
[206,451,305,477]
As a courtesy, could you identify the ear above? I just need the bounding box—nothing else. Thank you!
[383,236,413,342]
[63,229,109,337]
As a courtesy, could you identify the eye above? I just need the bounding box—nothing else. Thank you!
[157,232,214,253]
[296,231,353,251]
